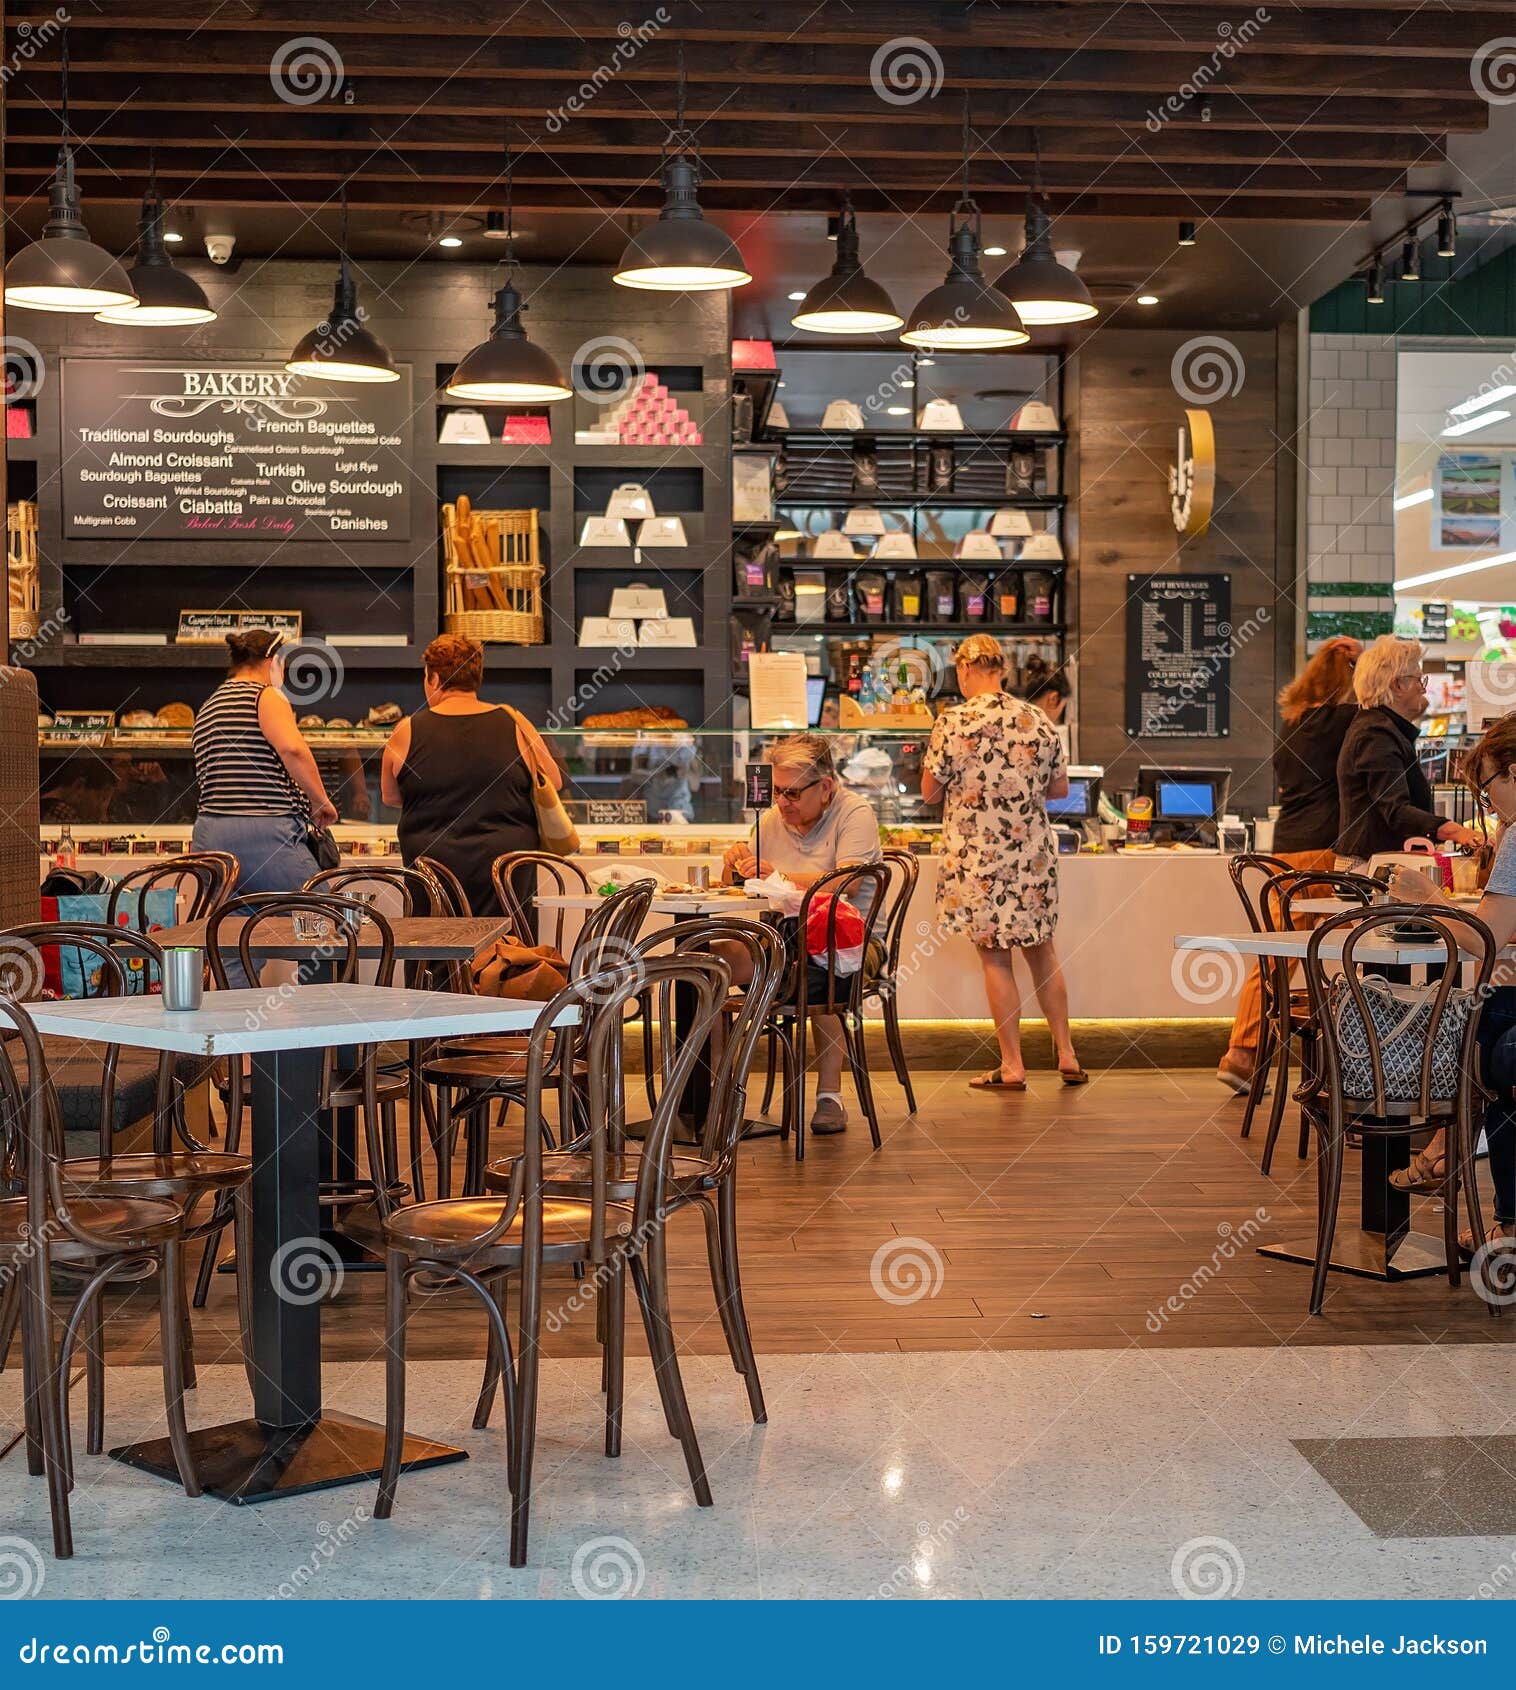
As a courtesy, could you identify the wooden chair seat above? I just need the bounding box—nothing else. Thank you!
[380,1195,633,1263]
[422,1051,531,1085]
[60,1151,250,1201]
[326,1069,408,1109]
[482,1148,718,1203]
[0,1193,182,1257]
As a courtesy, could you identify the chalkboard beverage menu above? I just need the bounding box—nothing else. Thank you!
[61,360,413,541]
[1125,572,1232,738]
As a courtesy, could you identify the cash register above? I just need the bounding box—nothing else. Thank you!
[1135,765,1232,847]
[1045,765,1105,850]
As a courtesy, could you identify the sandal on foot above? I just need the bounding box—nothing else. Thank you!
[970,1069,1026,1091]
[1460,1223,1516,1256]
[1388,1148,1448,1193]
[1059,1066,1089,1087]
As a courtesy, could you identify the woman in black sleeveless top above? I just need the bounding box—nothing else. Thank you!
[381,633,555,918]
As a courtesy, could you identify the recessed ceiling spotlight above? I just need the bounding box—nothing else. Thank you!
[438,234,464,249]
[787,290,806,300]
[900,378,915,388]
[1178,220,1197,247]
[983,244,1007,257]
[1136,294,1160,306]
[163,230,184,244]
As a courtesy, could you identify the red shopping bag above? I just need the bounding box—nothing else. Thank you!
[805,894,866,975]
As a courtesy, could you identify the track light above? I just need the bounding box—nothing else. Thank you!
[1178,220,1197,247]
[1437,202,1456,260]
[1399,236,1421,282]
[1365,259,1385,305]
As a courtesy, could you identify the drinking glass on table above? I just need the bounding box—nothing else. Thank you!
[292,910,335,943]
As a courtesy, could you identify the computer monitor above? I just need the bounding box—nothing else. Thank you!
[1136,765,1232,826]
[805,676,830,726]
[1045,766,1103,820]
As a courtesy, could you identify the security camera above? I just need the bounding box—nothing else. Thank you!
[204,233,236,265]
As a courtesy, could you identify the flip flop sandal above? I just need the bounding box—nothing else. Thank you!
[970,1070,1026,1091]
[1059,1067,1090,1086]
[1388,1148,1447,1193]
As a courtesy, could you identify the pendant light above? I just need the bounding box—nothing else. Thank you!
[285,187,399,384]
[96,157,217,326]
[614,43,750,292]
[6,31,136,314]
[994,134,1098,327]
[446,146,571,404]
[791,192,902,334]
[901,96,1028,351]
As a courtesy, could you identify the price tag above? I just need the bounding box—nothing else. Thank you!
[45,710,115,746]
[745,763,774,810]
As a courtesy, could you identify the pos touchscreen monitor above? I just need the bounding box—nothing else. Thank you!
[1136,765,1231,826]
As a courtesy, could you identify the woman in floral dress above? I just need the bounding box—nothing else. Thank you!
[922,635,1086,1090]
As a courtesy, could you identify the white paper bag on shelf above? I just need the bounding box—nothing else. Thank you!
[639,516,688,547]
[748,651,811,730]
[639,617,697,648]
[579,516,631,547]
[578,616,639,647]
[605,483,655,520]
[608,585,668,619]
[438,408,492,444]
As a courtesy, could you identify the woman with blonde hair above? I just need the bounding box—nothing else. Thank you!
[1217,636,1361,1092]
[921,634,1083,1090]
[1334,634,1479,865]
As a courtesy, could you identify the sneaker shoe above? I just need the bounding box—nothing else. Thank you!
[1216,1050,1255,1095]
[810,1096,848,1135]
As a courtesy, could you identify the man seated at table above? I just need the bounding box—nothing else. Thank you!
[720,732,883,1136]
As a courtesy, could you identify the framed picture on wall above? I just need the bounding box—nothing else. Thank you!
[1436,451,1504,548]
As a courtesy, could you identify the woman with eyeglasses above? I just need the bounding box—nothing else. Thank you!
[1334,634,1480,867]
[1217,636,1362,1094]
[920,634,1083,1091]
[720,732,883,1135]
[1383,714,1516,1248]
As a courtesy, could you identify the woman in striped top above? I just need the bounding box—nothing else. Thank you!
[191,628,337,914]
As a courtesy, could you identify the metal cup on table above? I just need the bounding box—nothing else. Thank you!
[687,864,711,891]
[162,947,204,1013]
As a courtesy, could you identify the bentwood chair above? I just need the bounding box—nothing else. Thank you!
[763,862,891,1161]
[860,848,921,1113]
[0,924,254,1401]
[482,917,788,1425]
[420,880,657,1197]
[373,955,729,1566]
[414,855,473,918]
[106,851,240,929]
[1297,905,1495,1316]
[1258,869,1379,1177]
[491,850,592,951]
[0,996,200,1560]
[1225,852,1293,1139]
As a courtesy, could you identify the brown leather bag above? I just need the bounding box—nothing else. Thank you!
[471,938,569,1001]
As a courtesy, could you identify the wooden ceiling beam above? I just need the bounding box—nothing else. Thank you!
[14,1,1510,57]
[13,31,1501,95]
[9,79,1486,135]
[2,108,1444,169]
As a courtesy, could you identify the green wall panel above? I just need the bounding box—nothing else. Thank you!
[1310,241,1516,337]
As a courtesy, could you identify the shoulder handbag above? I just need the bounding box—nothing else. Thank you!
[500,706,581,857]
[1328,971,1472,1103]
[308,826,341,871]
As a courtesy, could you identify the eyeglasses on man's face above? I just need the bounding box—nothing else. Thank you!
[773,776,822,803]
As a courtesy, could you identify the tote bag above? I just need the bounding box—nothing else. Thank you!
[501,706,580,857]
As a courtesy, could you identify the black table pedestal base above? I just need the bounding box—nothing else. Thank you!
[109,1410,465,1503]
[1257,1226,1446,1282]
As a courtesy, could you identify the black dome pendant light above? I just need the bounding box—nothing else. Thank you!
[447,145,572,404]
[285,186,400,384]
[791,191,902,334]
[995,133,1098,326]
[6,29,136,315]
[614,42,751,293]
[901,95,1028,350]
[96,154,217,326]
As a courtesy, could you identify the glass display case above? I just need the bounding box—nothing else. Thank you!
[36,726,944,832]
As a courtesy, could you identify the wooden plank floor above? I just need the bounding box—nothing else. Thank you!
[96,1064,1516,1366]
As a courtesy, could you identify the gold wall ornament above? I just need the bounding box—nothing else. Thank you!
[1169,408,1215,537]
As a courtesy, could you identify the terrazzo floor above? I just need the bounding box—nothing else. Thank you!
[6,1344,1516,1599]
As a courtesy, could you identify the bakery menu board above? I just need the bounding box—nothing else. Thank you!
[1125,572,1232,739]
[61,360,412,541]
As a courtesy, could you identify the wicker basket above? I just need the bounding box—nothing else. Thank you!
[6,500,38,642]
[441,504,544,644]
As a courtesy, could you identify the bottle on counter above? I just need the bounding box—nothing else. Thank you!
[1124,794,1153,844]
[846,652,862,701]
[54,823,77,871]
